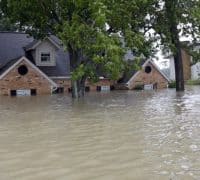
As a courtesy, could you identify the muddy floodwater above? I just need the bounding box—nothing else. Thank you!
[1,86,200,180]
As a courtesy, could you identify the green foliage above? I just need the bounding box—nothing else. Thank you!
[133,84,144,90]
[144,0,200,55]
[186,79,200,85]
[168,81,176,88]
[1,0,155,90]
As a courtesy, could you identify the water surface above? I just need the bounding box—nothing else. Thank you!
[0,86,200,180]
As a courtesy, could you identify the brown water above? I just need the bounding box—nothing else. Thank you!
[0,86,200,180]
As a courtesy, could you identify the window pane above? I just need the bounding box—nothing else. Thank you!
[41,53,50,62]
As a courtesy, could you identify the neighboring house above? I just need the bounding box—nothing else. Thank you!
[117,59,170,90]
[191,45,200,80]
[191,62,200,80]
[0,32,113,96]
[169,46,200,81]
[127,60,170,90]
[169,49,192,81]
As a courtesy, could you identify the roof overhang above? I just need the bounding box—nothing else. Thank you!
[26,37,60,51]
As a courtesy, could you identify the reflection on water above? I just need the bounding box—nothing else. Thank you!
[0,86,200,180]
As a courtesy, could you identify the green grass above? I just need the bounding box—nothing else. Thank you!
[186,79,200,85]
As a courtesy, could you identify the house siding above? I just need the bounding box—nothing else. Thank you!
[0,60,52,95]
[35,39,56,66]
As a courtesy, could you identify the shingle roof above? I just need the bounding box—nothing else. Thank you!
[0,32,70,77]
[0,32,33,69]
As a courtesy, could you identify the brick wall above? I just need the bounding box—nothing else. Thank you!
[53,78,114,92]
[0,60,53,95]
[53,79,71,93]
[128,62,169,89]
[86,79,114,91]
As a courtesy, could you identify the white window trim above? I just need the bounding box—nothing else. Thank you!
[37,51,56,66]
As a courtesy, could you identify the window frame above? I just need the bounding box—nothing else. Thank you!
[40,52,51,63]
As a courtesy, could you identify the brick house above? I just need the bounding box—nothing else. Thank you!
[127,60,169,90]
[0,32,113,96]
[117,59,170,90]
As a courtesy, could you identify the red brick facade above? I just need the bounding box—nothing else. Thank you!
[128,61,169,90]
[53,78,114,93]
[0,59,54,95]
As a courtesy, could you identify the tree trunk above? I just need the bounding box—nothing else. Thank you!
[71,77,86,98]
[68,45,86,98]
[166,0,185,91]
[171,29,185,91]
[71,80,78,98]
[174,46,185,91]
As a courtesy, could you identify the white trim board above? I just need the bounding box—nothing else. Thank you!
[26,37,60,51]
[0,56,58,87]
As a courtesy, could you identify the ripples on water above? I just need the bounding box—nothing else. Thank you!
[0,86,200,179]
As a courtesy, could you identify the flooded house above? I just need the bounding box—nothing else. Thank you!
[0,32,113,96]
[117,50,170,90]
[118,60,169,90]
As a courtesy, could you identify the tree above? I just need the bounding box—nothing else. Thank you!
[1,0,126,98]
[143,0,200,91]
[0,0,19,31]
[1,0,153,98]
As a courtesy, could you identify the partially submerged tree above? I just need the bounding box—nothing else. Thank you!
[144,0,200,91]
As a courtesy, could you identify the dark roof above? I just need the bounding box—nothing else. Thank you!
[37,50,70,77]
[0,32,70,77]
[0,32,33,69]
[118,59,146,83]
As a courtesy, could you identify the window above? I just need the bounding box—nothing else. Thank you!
[85,86,90,92]
[96,86,101,91]
[31,89,37,96]
[10,90,16,96]
[54,87,64,94]
[145,66,152,74]
[41,53,51,62]
[18,65,28,76]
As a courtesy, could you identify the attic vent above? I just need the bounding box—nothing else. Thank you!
[145,66,152,74]
[18,65,28,76]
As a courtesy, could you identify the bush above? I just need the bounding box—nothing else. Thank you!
[186,79,200,85]
[133,84,144,90]
[168,81,176,88]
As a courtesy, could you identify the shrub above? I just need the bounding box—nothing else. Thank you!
[186,79,200,85]
[133,84,144,90]
[168,81,176,88]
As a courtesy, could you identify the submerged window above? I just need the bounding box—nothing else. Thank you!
[10,90,16,96]
[18,65,28,76]
[145,66,152,74]
[31,89,37,96]
[85,86,90,92]
[41,53,51,62]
